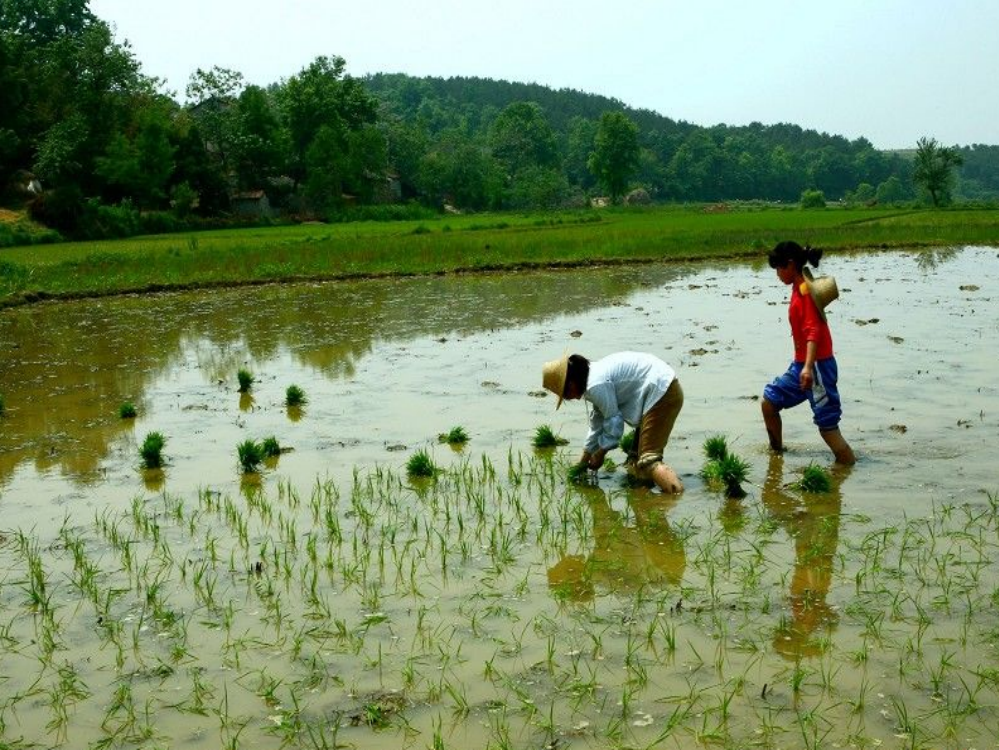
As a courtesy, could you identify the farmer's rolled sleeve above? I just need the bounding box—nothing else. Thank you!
[582,352,675,453]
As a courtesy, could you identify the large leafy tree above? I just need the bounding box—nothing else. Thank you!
[2,0,150,198]
[588,111,639,203]
[912,136,963,206]
[185,66,244,179]
[232,84,287,190]
[488,101,559,176]
[279,55,378,190]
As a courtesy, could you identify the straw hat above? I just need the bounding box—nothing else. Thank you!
[541,353,570,409]
[802,267,839,321]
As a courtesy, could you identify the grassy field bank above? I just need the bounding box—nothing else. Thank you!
[2,205,999,307]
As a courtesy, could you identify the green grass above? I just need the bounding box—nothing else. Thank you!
[118,401,137,419]
[3,205,998,307]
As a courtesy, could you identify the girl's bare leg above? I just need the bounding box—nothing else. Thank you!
[821,428,856,465]
[762,398,784,452]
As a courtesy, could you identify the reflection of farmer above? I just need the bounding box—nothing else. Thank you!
[542,351,684,493]
[763,453,848,659]
[547,486,686,601]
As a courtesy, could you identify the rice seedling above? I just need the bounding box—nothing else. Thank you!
[717,453,750,498]
[237,439,265,473]
[237,368,254,392]
[533,424,568,448]
[406,449,438,478]
[139,431,166,469]
[118,401,137,419]
[700,435,749,497]
[438,425,470,445]
[795,463,833,493]
[261,436,282,458]
[619,429,635,454]
[704,434,729,462]
[567,462,592,485]
[285,384,307,406]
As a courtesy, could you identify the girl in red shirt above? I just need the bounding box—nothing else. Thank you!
[762,241,856,465]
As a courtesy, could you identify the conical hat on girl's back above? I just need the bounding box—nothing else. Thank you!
[802,267,839,322]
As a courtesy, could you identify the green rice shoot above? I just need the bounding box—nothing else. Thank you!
[139,431,165,469]
[533,424,569,448]
[406,448,437,478]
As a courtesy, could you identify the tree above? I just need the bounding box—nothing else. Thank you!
[487,101,558,177]
[232,84,287,190]
[588,111,639,203]
[185,66,244,178]
[279,55,378,187]
[912,136,963,206]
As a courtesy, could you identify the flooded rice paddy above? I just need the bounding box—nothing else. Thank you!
[1,245,997,749]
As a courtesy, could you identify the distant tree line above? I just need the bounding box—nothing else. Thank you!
[1,0,996,241]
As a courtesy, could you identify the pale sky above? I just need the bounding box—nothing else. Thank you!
[90,0,998,150]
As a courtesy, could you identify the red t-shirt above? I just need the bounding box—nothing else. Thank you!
[789,282,833,362]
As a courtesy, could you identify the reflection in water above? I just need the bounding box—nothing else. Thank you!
[0,266,691,487]
[142,467,166,493]
[547,486,686,601]
[763,453,848,659]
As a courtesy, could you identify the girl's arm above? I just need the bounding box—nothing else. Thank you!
[800,340,817,390]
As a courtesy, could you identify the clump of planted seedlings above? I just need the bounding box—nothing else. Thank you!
[619,429,636,454]
[567,462,590,484]
[237,439,265,473]
[406,448,438,478]
[237,368,255,393]
[261,436,282,458]
[438,426,470,445]
[533,424,569,448]
[285,384,307,406]
[700,434,750,498]
[0,392,6,415]
[139,431,166,468]
[795,463,832,493]
[118,401,137,419]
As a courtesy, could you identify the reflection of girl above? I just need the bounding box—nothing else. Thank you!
[762,241,856,464]
[763,453,846,659]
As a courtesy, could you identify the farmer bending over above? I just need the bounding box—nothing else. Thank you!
[542,351,684,493]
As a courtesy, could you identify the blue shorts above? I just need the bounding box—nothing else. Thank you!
[763,358,843,431]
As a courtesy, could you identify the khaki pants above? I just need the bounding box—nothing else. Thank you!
[628,379,684,482]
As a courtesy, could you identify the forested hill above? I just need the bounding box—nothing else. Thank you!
[3,0,998,245]
[364,73,696,137]
[364,72,908,205]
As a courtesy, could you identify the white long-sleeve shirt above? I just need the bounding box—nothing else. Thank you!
[583,352,676,453]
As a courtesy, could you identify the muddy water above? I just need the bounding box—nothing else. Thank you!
[2,246,995,527]
[1,245,998,749]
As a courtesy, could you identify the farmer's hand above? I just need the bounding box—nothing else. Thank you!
[799,365,814,390]
[587,448,607,470]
